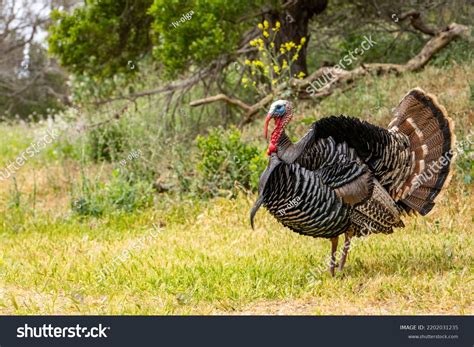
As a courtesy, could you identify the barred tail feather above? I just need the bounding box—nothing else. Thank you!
[388,88,456,215]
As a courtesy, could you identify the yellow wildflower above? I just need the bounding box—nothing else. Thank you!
[245,59,251,65]
[250,40,257,47]
[270,42,275,48]
[292,53,299,61]
[300,37,306,44]
[273,65,280,75]
[263,31,269,38]
[242,77,248,83]
[257,23,263,30]
[297,72,306,79]
[282,59,288,69]
[280,47,285,54]
[297,44,302,51]
[252,81,257,86]
[284,41,296,51]
[258,46,264,51]
[252,60,264,68]
[263,20,269,29]
[258,38,264,46]
[272,79,277,85]
[272,21,281,32]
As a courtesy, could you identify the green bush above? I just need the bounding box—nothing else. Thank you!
[195,127,267,197]
[455,131,473,186]
[71,169,154,217]
[429,38,474,68]
[86,123,126,162]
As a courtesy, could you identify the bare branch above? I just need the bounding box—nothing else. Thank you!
[398,10,438,36]
[190,94,252,111]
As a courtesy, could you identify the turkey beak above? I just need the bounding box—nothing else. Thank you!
[264,113,273,140]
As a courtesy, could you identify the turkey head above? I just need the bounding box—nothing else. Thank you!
[264,100,293,155]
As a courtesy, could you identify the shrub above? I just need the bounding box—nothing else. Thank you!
[455,131,473,186]
[194,127,267,197]
[86,123,126,162]
[429,38,474,68]
[71,169,154,217]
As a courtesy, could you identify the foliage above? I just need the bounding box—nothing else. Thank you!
[48,0,154,80]
[48,0,265,80]
[86,123,127,162]
[71,169,154,217]
[195,127,267,197]
[148,0,263,78]
[455,131,474,186]
[429,38,474,68]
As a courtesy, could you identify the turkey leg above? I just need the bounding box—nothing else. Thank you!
[329,237,339,276]
[338,232,353,271]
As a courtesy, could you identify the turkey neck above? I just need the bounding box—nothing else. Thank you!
[276,130,292,152]
[276,128,313,163]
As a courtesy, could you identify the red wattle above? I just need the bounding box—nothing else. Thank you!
[267,143,277,155]
[270,117,284,144]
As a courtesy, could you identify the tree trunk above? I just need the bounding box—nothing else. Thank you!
[264,0,328,76]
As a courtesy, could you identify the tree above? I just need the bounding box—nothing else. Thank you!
[48,0,327,83]
[47,0,470,122]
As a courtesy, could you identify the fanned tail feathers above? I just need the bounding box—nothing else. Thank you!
[388,88,456,215]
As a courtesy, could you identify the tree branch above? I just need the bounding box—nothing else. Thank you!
[398,10,438,36]
[190,94,252,111]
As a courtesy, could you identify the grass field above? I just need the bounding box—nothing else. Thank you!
[0,63,472,315]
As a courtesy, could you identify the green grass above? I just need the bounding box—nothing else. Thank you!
[0,191,471,314]
[0,62,472,315]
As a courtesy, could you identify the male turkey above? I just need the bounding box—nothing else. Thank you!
[250,88,455,275]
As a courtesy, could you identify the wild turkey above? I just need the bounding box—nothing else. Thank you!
[250,88,455,275]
